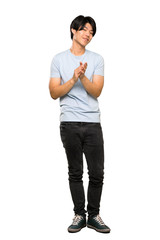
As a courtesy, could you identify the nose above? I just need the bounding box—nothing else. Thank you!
[85,31,90,37]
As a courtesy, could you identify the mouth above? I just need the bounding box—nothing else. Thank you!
[83,38,89,42]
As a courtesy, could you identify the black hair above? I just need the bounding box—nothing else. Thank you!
[70,15,96,40]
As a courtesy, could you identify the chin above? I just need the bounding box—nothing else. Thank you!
[81,42,88,47]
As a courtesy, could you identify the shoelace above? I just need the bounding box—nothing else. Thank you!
[93,215,105,225]
[72,215,83,226]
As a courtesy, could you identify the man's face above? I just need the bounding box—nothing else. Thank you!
[72,23,94,47]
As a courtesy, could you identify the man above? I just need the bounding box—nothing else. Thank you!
[49,15,110,234]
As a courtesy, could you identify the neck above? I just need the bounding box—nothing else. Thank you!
[70,40,85,56]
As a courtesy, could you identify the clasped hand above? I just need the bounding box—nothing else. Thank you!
[73,62,87,83]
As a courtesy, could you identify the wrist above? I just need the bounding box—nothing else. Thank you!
[80,74,85,81]
[71,77,76,85]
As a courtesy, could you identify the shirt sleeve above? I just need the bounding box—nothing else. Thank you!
[50,56,61,78]
[93,55,104,76]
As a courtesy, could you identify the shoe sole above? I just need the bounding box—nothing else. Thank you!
[87,224,111,233]
[68,224,86,233]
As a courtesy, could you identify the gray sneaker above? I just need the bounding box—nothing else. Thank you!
[68,215,86,233]
[87,215,111,233]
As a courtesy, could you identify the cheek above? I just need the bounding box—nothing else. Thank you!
[79,31,83,37]
[89,36,93,42]
[75,32,82,40]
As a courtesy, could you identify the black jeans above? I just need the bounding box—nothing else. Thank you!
[60,122,104,217]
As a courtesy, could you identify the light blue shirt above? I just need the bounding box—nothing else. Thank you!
[50,49,104,122]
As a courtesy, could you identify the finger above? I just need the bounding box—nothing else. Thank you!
[79,63,84,68]
[83,64,87,71]
[84,62,87,68]
[80,69,85,74]
[80,65,84,71]
[77,67,83,74]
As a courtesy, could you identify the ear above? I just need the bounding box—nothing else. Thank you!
[71,28,76,36]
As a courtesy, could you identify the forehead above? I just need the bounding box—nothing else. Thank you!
[83,23,93,32]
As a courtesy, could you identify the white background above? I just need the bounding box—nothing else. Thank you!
[0,0,160,239]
